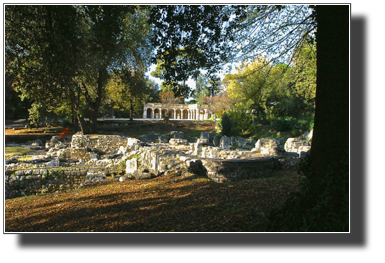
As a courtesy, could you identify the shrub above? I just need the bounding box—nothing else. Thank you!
[227,110,254,137]
[217,110,254,137]
[271,115,314,134]
[271,117,294,131]
[219,112,232,136]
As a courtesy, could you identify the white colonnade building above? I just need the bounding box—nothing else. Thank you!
[143,103,212,120]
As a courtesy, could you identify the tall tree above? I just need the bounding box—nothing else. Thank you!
[225,4,349,230]
[5,5,152,134]
[5,6,81,127]
[230,5,316,65]
[309,5,349,176]
[151,58,192,102]
[150,5,236,87]
[72,5,152,133]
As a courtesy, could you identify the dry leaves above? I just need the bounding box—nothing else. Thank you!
[5,170,300,232]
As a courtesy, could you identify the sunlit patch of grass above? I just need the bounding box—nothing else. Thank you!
[5,147,36,157]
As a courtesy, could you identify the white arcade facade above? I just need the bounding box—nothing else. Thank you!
[143,103,212,120]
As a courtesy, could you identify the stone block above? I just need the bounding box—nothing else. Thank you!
[212,136,220,146]
[126,138,141,151]
[126,158,138,174]
[170,131,184,139]
[133,169,155,180]
[193,139,203,156]
[169,138,188,145]
[145,133,159,143]
[254,138,279,155]
[285,138,311,154]
[220,136,231,150]
[71,134,126,152]
[200,132,210,145]
[159,135,170,143]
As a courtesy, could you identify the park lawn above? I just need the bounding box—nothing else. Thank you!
[5,146,37,158]
[5,170,301,232]
[99,120,218,138]
[5,127,61,135]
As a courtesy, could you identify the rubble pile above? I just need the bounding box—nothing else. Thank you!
[5,130,311,198]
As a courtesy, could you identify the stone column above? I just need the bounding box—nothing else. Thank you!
[143,108,147,119]
[160,108,162,119]
[151,109,154,119]
[204,109,208,120]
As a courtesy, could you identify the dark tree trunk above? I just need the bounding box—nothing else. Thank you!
[77,114,89,134]
[88,108,98,134]
[309,5,349,176]
[84,69,108,134]
[69,87,89,134]
[130,98,134,121]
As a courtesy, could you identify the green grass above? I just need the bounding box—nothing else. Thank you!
[5,147,36,157]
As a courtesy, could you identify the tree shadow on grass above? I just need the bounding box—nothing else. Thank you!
[8,176,288,233]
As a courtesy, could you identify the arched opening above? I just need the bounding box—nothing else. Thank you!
[169,109,175,119]
[162,109,167,119]
[176,109,181,119]
[147,108,152,119]
[183,109,188,119]
[154,109,160,119]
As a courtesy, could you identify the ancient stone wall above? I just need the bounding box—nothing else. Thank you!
[71,134,126,152]
[284,138,311,157]
[5,168,88,199]
[5,132,308,198]
[200,157,278,183]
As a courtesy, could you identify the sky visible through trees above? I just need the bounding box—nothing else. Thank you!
[146,5,314,94]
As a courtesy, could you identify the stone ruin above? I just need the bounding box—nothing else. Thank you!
[5,130,311,198]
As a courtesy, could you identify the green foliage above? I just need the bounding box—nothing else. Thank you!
[151,55,192,101]
[28,103,42,127]
[268,151,349,232]
[218,109,254,137]
[271,116,314,137]
[271,117,290,132]
[105,69,156,119]
[150,5,236,92]
[6,5,152,133]
[219,112,232,136]
[227,110,254,137]
[224,38,316,135]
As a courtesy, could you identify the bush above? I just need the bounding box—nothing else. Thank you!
[218,110,254,137]
[271,116,314,134]
[271,117,296,131]
[297,116,314,132]
[220,112,232,136]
